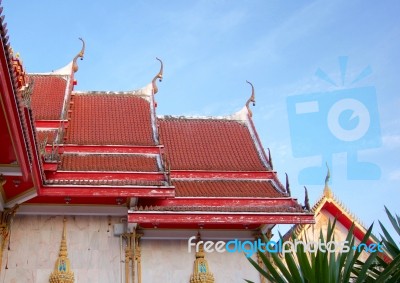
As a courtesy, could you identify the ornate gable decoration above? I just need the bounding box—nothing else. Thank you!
[190,234,215,283]
[49,218,74,283]
[9,48,26,89]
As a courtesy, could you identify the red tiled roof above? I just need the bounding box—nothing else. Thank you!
[29,75,67,120]
[173,180,283,197]
[158,118,267,171]
[66,94,155,145]
[60,153,159,172]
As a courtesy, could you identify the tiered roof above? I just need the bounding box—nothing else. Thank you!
[0,2,314,229]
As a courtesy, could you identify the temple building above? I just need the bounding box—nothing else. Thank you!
[0,5,315,283]
[283,170,390,264]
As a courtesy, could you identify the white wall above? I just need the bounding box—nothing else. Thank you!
[1,216,262,283]
[141,239,260,283]
[2,215,122,283]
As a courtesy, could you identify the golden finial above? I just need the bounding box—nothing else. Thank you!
[72,38,85,73]
[245,80,256,117]
[61,218,67,255]
[152,57,163,95]
[323,163,333,199]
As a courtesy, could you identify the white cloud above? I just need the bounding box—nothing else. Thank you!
[389,169,400,181]
[382,134,400,149]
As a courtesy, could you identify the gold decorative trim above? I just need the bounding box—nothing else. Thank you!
[49,217,74,283]
[0,164,20,168]
[152,57,163,95]
[20,77,34,108]
[3,186,36,204]
[0,174,6,203]
[122,230,143,283]
[190,233,215,283]
[323,163,333,199]
[0,204,19,273]
[72,38,85,73]
[245,80,256,117]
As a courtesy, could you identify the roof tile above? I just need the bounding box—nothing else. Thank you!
[159,118,266,171]
[66,94,155,145]
[29,75,67,120]
[60,153,159,172]
[173,179,283,197]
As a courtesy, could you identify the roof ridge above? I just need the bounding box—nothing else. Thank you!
[157,114,247,123]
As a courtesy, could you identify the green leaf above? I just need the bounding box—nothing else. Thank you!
[354,248,379,283]
[271,249,294,281]
[246,254,275,282]
[379,221,399,252]
[296,243,313,282]
[375,254,400,283]
[384,206,400,236]
[258,251,287,283]
[284,251,303,283]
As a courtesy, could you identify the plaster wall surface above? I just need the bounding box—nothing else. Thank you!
[1,215,261,283]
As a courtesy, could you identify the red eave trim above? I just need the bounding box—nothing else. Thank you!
[41,185,175,197]
[45,171,166,181]
[128,212,315,225]
[48,144,163,154]
[35,120,68,129]
[139,197,298,207]
[323,201,375,246]
[171,170,275,179]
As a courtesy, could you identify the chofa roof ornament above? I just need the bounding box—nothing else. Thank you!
[152,57,163,94]
[323,163,333,199]
[245,80,256,117]
[72,37,85,73]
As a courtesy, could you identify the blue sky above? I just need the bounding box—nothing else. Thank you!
[3,1,399,235]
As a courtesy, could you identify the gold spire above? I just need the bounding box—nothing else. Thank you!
[245,80,256,117]
[323,163,333,199]
[72,38,85,73]
[152,57,163,95]
[49,217,74,283]
[190,233,214,283]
